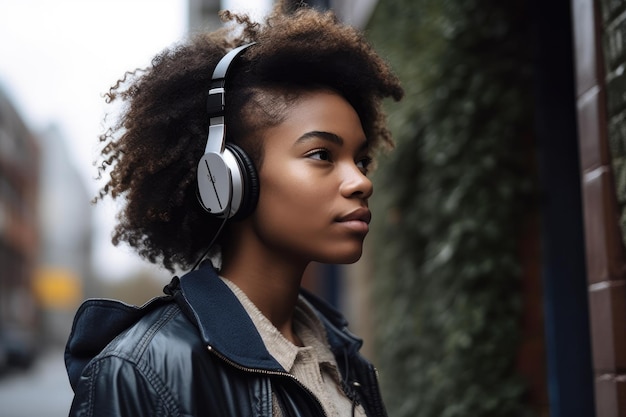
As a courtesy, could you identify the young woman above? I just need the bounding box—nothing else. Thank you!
[65,3,403,416]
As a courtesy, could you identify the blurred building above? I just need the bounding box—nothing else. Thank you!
[34,124,94,345]
[0,85,41,369]
[187,0,378,32]
[0,83,95,353]
[188,0,222,33]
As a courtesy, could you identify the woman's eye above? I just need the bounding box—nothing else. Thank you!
[307,149,331,161]
[356,156,373,173]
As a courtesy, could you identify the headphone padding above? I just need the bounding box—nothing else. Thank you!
[226,143,259,220]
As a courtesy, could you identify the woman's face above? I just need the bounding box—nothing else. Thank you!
[249,90,373,265]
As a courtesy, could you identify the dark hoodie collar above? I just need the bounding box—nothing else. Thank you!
[176,261,363,370]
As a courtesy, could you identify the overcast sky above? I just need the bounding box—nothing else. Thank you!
[0,0,187,179]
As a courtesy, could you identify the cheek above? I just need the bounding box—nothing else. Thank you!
[258,170,320,222]
[250,167,366,264]
[252,163,337,241]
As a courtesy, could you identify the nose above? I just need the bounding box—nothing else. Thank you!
[340,163,373,200]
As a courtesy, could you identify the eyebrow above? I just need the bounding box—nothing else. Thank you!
[295,131,344,146]
[294,130,369,151]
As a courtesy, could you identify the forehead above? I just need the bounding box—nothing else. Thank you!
[261,89,367,149]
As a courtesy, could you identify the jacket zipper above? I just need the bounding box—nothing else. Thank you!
[207,345,329,417]
[371,367,386,417]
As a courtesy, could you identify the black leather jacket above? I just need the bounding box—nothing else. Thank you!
[65,262,388,416]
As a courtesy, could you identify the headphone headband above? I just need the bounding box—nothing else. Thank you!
[206,43,256,119]
[204,43,255,155]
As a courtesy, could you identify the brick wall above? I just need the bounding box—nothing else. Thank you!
[572,0,626,415]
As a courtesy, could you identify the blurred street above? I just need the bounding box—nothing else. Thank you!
[0,348,73,417]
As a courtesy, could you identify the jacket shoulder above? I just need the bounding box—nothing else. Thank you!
[65,296,204,390]
[100,301,201,360]
[67,297,270,417]
[67,299,210,417]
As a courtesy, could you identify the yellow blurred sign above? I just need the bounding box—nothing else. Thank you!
[33,267,83,309]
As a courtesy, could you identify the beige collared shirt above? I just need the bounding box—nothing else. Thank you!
[220,277,366,417]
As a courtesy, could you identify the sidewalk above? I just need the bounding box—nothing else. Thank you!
[0,348,73,417]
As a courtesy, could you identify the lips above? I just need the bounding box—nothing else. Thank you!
[337,207,372,224]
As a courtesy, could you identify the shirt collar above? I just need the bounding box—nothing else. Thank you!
[220,276,337,372]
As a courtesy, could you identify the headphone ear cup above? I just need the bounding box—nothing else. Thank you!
[226,143,259,220]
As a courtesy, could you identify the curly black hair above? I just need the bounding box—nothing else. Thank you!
[96,3,403,272]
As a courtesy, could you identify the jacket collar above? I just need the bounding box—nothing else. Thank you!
[177,261,363,371]
[177,261,283,371]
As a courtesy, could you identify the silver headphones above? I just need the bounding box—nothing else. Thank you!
[197,43,259,219]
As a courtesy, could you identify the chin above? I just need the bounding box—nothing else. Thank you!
[318,249,363,265]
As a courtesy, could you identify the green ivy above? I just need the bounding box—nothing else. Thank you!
[366,0,536,416]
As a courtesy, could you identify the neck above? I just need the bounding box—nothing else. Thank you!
[220,235,309,345]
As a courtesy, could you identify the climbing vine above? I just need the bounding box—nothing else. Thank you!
[367,0,536,415]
